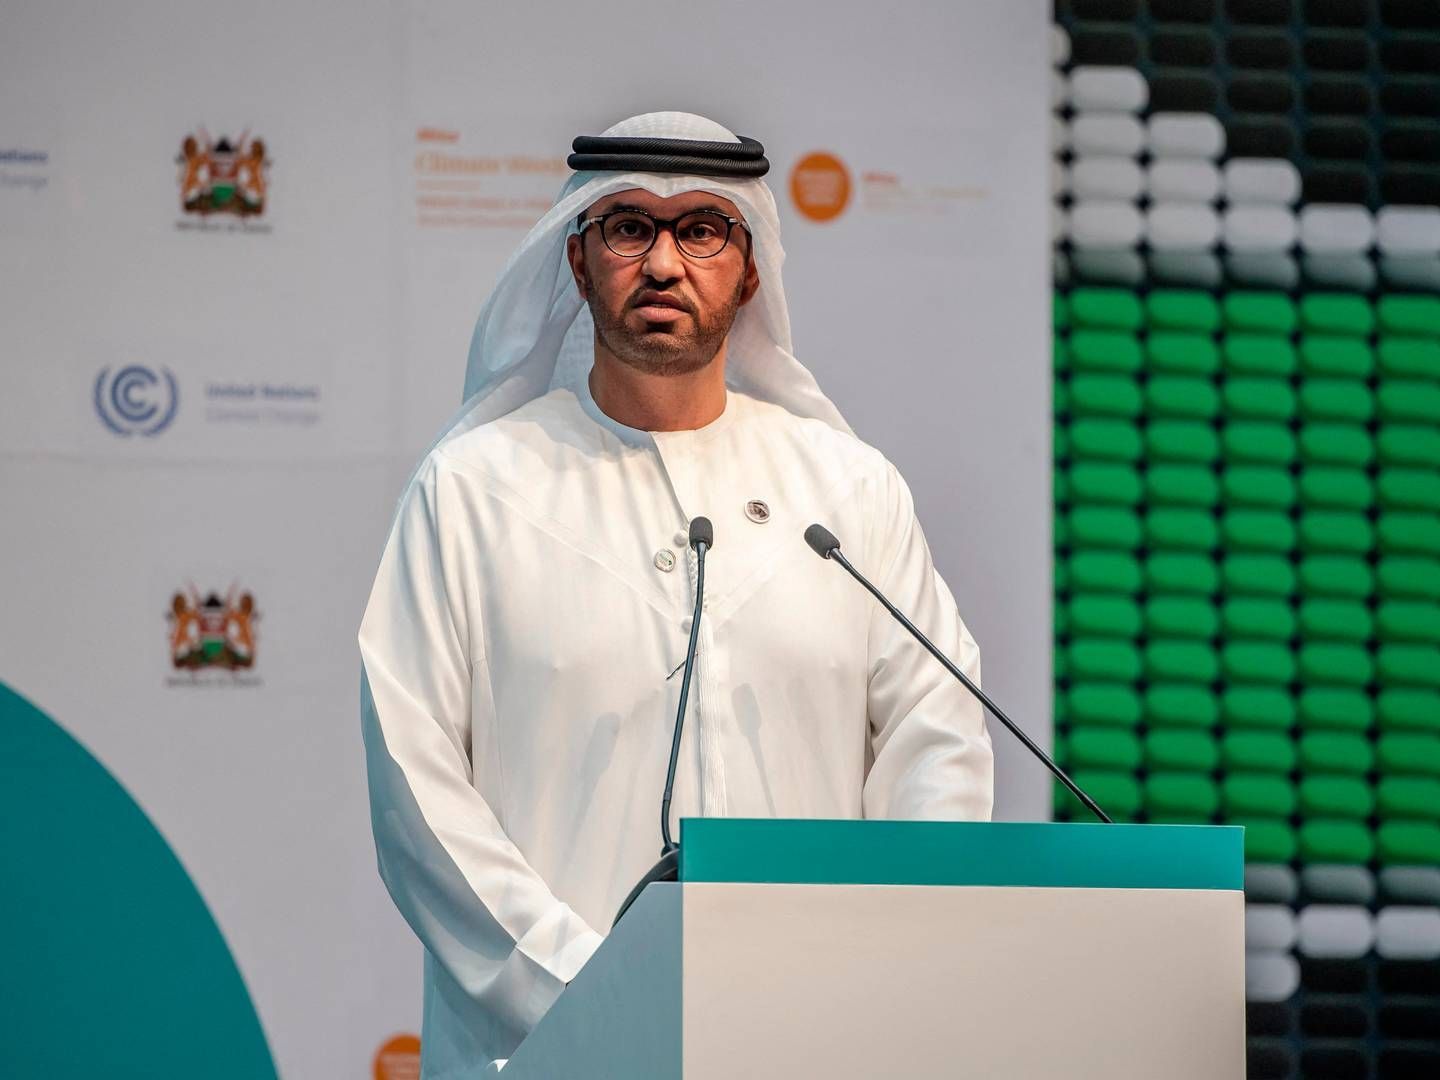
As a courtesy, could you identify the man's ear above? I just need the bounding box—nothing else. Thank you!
[566,233,588,300]
[739,252,761,307]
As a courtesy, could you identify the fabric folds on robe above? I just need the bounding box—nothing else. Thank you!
[359,382,993,1078]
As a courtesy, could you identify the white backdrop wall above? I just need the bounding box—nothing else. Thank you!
[0,2,1049,1076]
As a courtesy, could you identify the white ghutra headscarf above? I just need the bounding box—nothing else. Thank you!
[430,110,851,454]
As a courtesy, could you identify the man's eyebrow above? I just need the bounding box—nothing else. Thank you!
[599,202,732,216]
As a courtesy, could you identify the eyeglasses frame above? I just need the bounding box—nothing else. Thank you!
[575,207,752,260]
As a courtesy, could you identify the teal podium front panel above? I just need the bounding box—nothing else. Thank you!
[679,819,1243,891]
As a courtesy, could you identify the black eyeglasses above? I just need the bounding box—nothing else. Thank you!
[576,208,751,259]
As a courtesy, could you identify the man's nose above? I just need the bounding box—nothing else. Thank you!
[641,227,686,281]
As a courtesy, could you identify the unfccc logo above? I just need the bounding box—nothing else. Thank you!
[93,365,179,437]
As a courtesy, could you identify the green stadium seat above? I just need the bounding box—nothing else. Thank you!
[1147,464,1220,507]
[1146,289,1221,332]
[1299,511,1374,555]
[1222,598,1295,640]
[1146,420,1220,463]
[1054,377,1069,416]
[1224,641,1297,684]
[1299,688,1374,733]
[1222,731,1296,773]
[1223,554,1295,597]
[1223,466,1296,509]
[1147,508,1220,551]
[1299,467,1373,511]
[1071,374,1143,417]
[1070,419,1142,461]
[1239,818,1298,863]
[1145,683,1220,728]
[1301,336,1375,379]
[1300,379,1374,424]
[1224,685,1297,730]
[1299,776,1375,819]
[1299,555,1373,599]
[1070,640,1143,682]
[1145,772,1220,819]
[1379,512,1440,555]
[1146,332,1220,375]
[1067,728,1142,771]
[1070,593,1142,637]
[1070,330,1144,373]
[1299,423,1374,467]
[1380,380,1440,424]
[1299,599,1373,642]
[1224,334,1297,376]
[1377,777,1440,821]
[1069,506,1143,549]
[1146,552,1220,595]
[1225,773,1297,818]
[1054,337,1070,375]
[1378,424,1440,468]
[1223,292,1298,335]
[1146,730,1220,772]
[1055,468,1070,506]
[1068,682,1143,727]
[1070,288,1145,331]
[1053,294,1069,331]
[1378,733,1440,777]
[1377,688,1440,734]
[1378,644,1440,688]
[1377,600,1440,644]
[1147,375,1221,419]
[1377,556,1440,599]
[1376,295,1440,338]
[1223,422,1296,465]
[1300,732,1374,775]
[1301,294,1375,338]
[1377,821,1440,866]
[1070,551,1142,593]
[1377,337,1440,379]
[1146,595,1219,639]
[1055,646,1067,682]
[1298,643,1374,687]
[1147,639,1221,682]
[1223,377,1296,422]
[1379,469,1440,512]
[1071,463,1143,505]
[1300,820,1375,864]
[1054,601,1068,638]
[1223,510,1296,553]
[1054,426,1070,463]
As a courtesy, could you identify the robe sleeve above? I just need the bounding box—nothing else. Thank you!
[861,462,995,821]
[358,453,604,1055]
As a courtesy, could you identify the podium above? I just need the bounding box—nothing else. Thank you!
[503,820,1245,1079]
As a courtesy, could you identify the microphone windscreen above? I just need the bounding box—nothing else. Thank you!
[804,523,840,558]
[688,516,714,550]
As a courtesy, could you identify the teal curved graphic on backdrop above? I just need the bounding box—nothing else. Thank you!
[0,682,278,1079]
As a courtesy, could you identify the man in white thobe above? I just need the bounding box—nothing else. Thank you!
[360,112,993,1078]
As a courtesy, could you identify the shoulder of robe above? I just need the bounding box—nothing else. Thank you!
[737,393,899,502]
[428,387,598,485]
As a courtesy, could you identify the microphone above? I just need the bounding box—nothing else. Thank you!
[614,516,714,925]
[803,523,1112,824]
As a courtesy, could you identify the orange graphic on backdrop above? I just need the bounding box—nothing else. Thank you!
[374,1034,421,1080]
[789,152,851,222]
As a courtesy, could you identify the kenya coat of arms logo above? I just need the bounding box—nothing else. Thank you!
[167,585,259,671]
[176,129,270,217]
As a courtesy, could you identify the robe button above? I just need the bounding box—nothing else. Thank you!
[654,548,677,573]
[745,499,770,524]
[673,530,688,547]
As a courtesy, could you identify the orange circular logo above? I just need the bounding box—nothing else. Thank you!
[374,1034,421,1080]
[789,152,851,222]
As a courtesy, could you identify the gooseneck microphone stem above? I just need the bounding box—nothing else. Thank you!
[615,517,714,927]
[660,534,708,852]
[805,524,1111,825]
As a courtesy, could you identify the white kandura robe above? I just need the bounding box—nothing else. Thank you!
[359,380,994,1078]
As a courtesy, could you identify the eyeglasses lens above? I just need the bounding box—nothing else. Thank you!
[602,211,730,258]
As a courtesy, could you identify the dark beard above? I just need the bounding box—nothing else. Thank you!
[585,267,745,377]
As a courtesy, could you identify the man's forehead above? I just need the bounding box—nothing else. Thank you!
[585,187,744,219]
